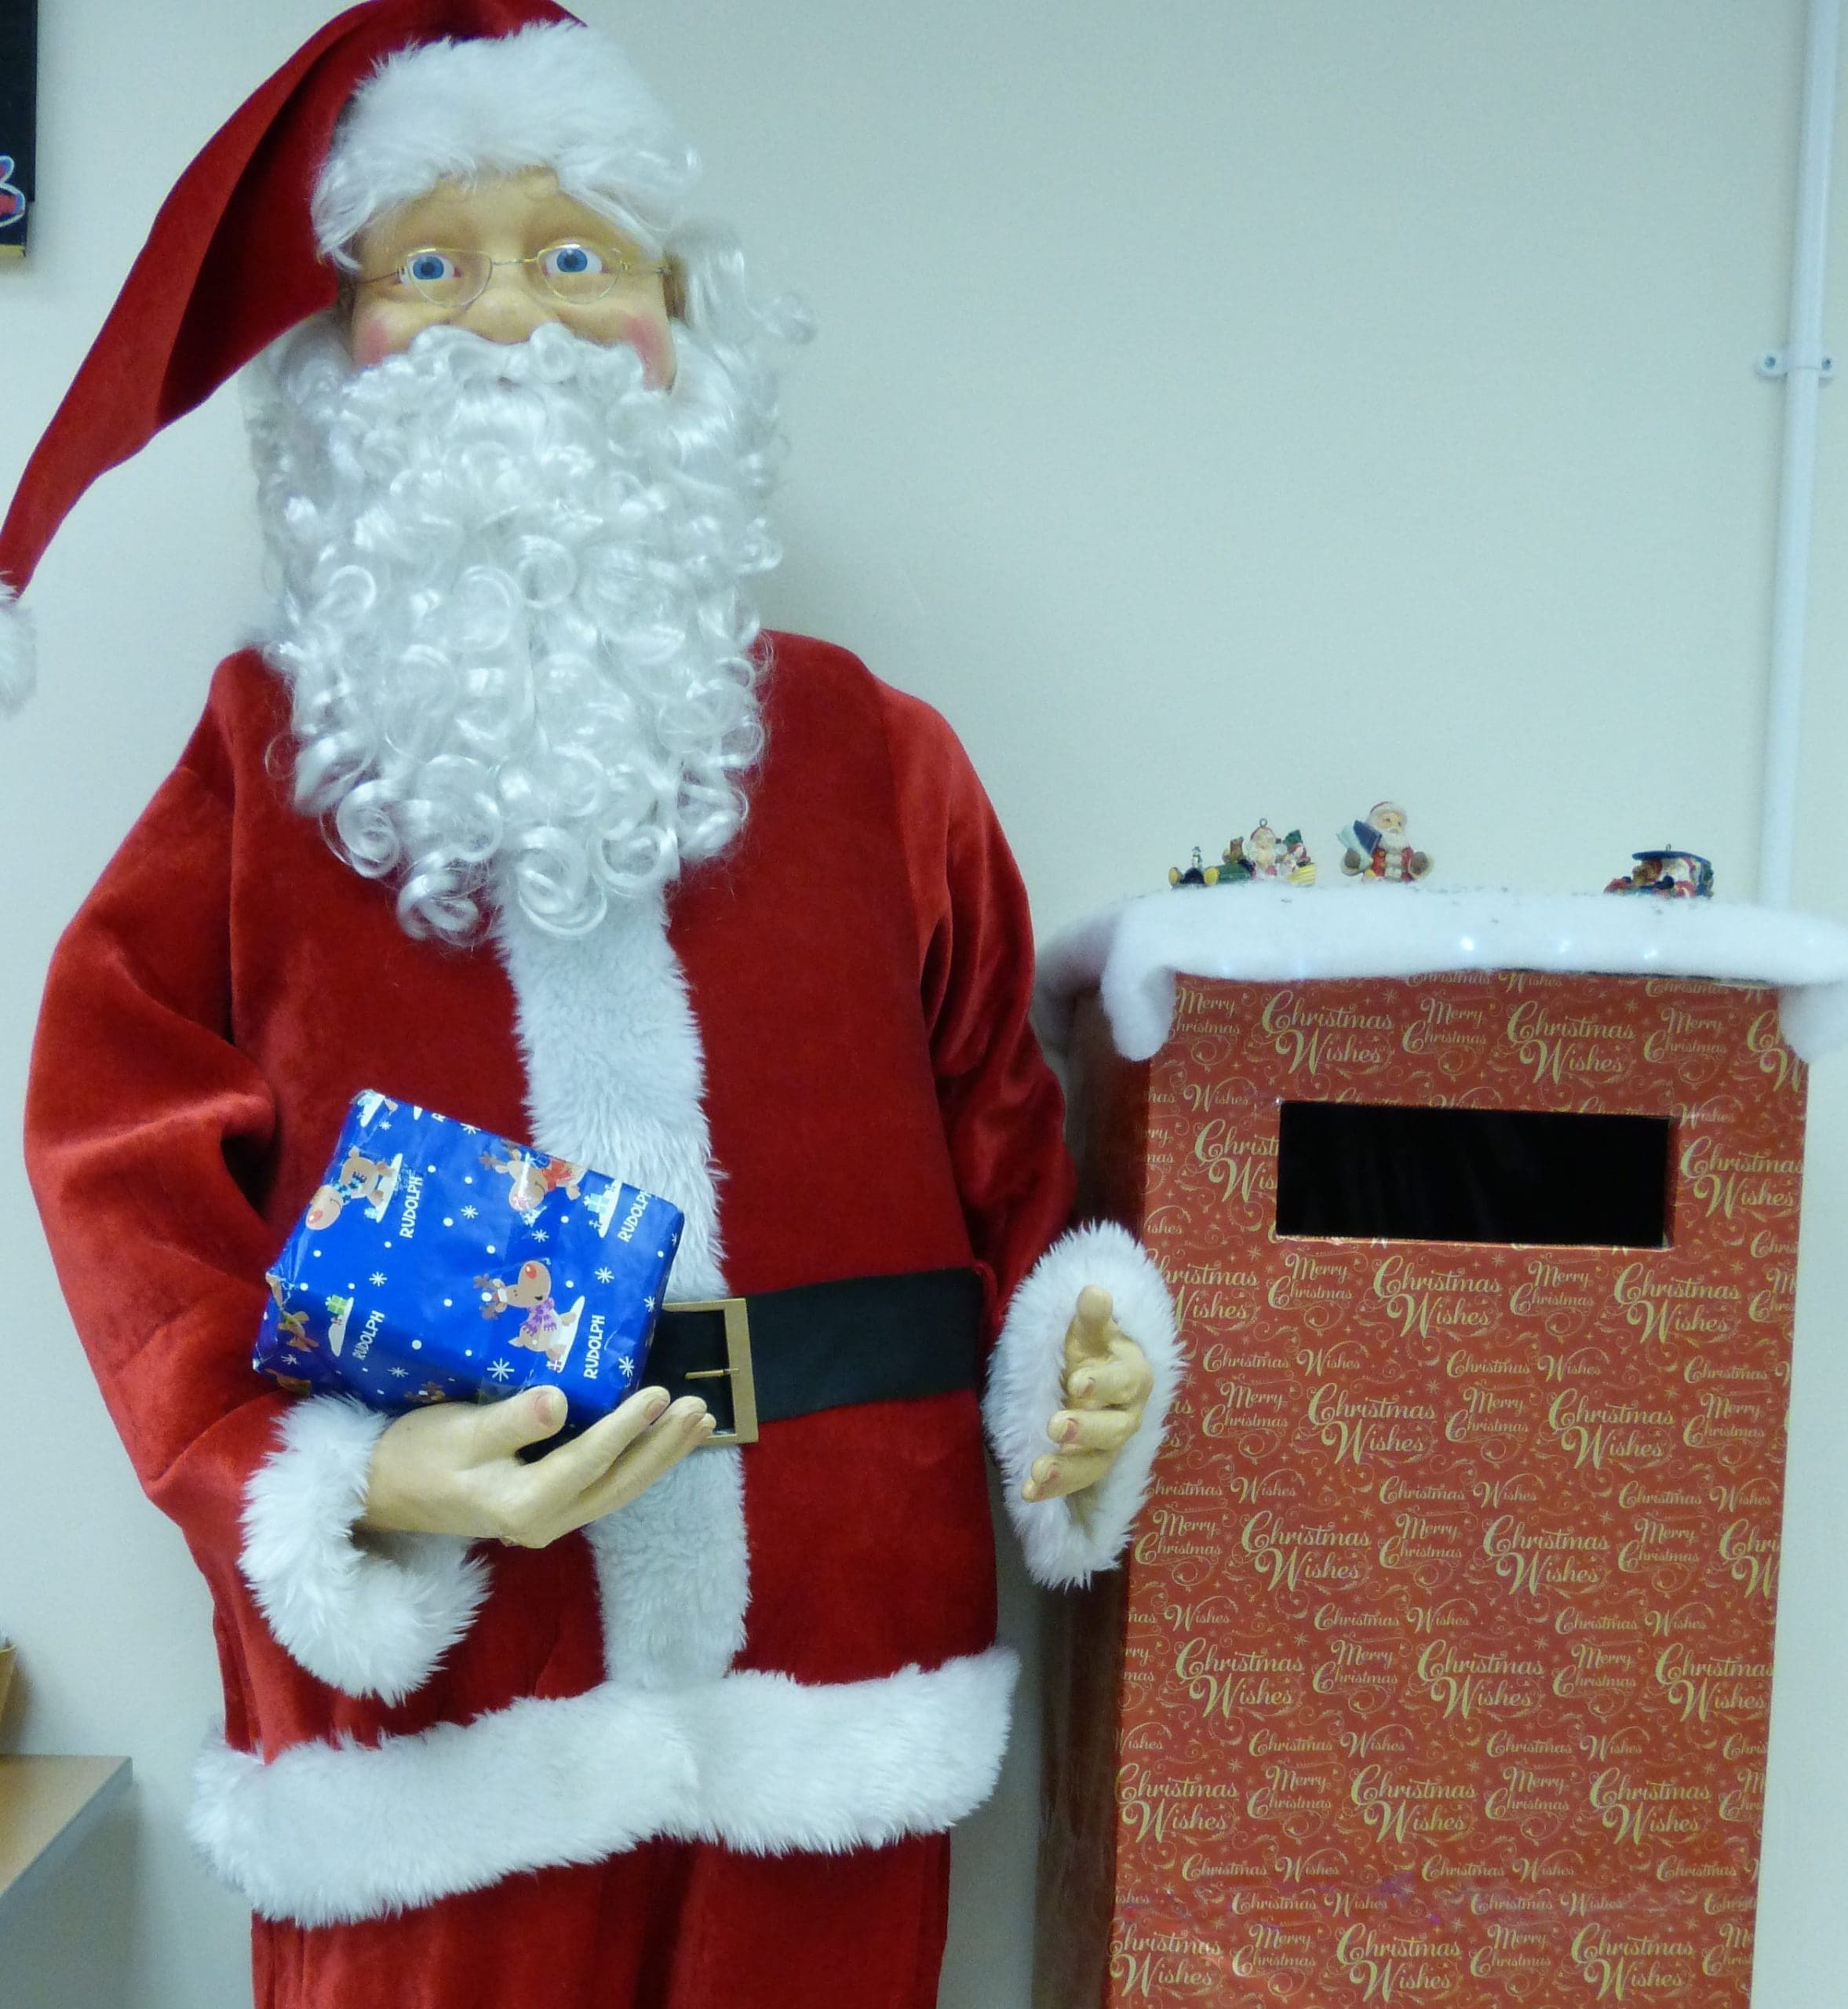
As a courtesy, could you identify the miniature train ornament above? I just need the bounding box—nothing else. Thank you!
[1606,848,1715,898]
[1168,845,1222,888]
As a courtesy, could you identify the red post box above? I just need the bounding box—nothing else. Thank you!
[1033,891,1848,2008]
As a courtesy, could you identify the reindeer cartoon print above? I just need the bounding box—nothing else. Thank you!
[304,1183,346,1232]
[474,1259,586,1373]
[479,1144,587,1220]
[265,1271,318,1355]
[337,1146,402,1220]
[305,1146,404,1230]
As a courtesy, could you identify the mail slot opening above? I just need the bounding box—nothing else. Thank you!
[1274,1101,1672,1247]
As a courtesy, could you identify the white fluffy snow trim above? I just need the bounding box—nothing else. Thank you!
[1036,886,1848,1064]
[239,1395,490,1706]
[0,583,36,714]
[985,1223,1181,1589]
[314,24,698,264]
[188,1646,1017,1924]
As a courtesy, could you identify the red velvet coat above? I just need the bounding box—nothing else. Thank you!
[25,633,1177,1927]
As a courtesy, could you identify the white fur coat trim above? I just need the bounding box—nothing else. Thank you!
[984,1222,1181,1588]
[236,888,753,1701]
[239,1394,490,1705]
[188,1645,1018,1925]
[496,895,749,1688]
[314,24,698,264]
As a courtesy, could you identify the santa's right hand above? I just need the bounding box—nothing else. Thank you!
[359,1383,715,1548]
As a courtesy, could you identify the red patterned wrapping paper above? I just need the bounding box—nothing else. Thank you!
[1040,972,1806,2009]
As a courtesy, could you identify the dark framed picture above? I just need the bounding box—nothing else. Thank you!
[0,0,37,257]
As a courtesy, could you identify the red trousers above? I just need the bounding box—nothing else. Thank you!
[253,1834,952,2008]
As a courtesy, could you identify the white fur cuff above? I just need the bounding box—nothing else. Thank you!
[240,1395,489,1705]
[984,1222,1181,1588]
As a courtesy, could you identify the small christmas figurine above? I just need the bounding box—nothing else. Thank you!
[1605,848,1714,898]
[1168,845,1223,888]
[1339,800,1431,883]
[1228,820,1317,885]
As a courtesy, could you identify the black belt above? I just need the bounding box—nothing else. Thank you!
[650,1267,986,1444]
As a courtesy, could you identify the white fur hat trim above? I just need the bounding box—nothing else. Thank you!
[313,23,699,263]
[0,583,36,716]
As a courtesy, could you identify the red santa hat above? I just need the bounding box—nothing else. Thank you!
[0,0,699,714]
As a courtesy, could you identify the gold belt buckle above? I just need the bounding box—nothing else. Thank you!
[666,1297,760,1446]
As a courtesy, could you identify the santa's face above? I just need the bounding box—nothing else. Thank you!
[348,168,677,386]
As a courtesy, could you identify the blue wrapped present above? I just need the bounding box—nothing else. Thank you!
[255,1090,684,1432]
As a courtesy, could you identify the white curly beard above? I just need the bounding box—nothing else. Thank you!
[244,314,785,942]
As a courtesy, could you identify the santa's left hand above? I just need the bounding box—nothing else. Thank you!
[1023,1285,1154,1502]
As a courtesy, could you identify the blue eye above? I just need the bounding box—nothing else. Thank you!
[406,250,457,284]
[543,242,604,279]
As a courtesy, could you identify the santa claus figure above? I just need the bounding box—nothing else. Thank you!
[1339,798,1432,882]
[2,5,1179,2005]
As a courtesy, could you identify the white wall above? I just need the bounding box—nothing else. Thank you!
[1,2,1842,2003]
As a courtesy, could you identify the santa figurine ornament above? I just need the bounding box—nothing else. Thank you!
[1339,798,1433,882]
[5,5,1180,2005]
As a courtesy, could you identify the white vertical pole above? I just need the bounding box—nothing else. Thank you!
[1760,0,1841,908]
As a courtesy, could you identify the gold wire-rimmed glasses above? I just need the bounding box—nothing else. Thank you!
[354,239,672,310]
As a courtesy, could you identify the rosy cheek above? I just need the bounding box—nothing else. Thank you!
[348,312,399,370]
[619,314,673,388]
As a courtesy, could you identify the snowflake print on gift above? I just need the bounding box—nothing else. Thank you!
[264,1099,687,1425]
